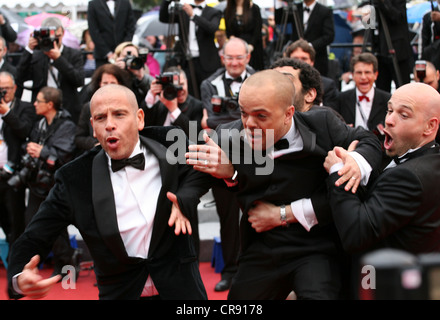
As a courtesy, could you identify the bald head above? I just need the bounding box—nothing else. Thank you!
[91,84,138,113]
[240,69,295,111]
[393,82,440,120]
[384,82,440,157]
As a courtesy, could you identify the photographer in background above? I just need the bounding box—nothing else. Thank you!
[0,71,36,248]
[15,17,84,125]
[17,86,77,276]
[143,66,203,139]
[0,36,16,77]
[0,11,17,45]
[114,41,154,106]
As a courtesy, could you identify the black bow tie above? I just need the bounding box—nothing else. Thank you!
[274,138,289,151]
[111,153,145,172]
[359,95,370,102]
[304,7,311,12]
[391,142,439,165]
[225,76,243,86]
[191,4,203,9]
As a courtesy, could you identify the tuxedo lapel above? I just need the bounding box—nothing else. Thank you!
[92,149,134,263]
[368,88,386,129]
[293,115,327,157]
[100,0,114,18]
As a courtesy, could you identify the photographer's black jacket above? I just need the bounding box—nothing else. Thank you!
[26,109,76,169]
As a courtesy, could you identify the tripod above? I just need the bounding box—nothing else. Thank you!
[275,0,304,55]
[163,0,200,99]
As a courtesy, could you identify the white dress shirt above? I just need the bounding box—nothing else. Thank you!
[188,1,205,58]
[107,140,162,296]
[355,87,375,129]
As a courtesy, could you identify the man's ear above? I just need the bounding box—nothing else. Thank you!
[304,88,317,105]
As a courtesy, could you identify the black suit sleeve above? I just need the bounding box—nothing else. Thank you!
[326,167,422,253]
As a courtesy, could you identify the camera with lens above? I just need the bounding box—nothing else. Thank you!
[211,95,239,113]
[155,72,183,100]
[0,88,6,101]
[33,26,58,52]
[7,154,39,189]
[0,161,15,181]
[123,50,147,70]
[33,155,57,196]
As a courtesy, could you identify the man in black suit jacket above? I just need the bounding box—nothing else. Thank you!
[186,70,382,299]
[325,82,440,256]
[159,0,222,98]
[87,0,136,68]
[7,85,209,300]
[333,53,391,133]
[275,0,335,77]
[0,71,36,247]
[0,36,16,77]
[143,66,203,140]
[284,39,339,109]
[15,17,85,124]
[373,0,413,91]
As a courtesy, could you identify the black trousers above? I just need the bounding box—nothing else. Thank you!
[0,180,26,246]
[212,185,240,281]
[228,242,342,300]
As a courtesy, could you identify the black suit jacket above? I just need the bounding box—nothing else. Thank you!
[275,2,335,76]
[8,129,210,299]
[333,88,391,131]
[373,0,412,62]
[87,0,136,60]
[159,0,221,74]
[216,107,382,257]
[3,98,36,165]
[16,46,85,124]
[0,60,17,78]
[327,143,440,254]
[143,95,204,140]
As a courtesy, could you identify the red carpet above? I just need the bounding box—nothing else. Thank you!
[0,262,228,300]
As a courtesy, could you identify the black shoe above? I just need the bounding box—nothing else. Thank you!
[214,278,232,292]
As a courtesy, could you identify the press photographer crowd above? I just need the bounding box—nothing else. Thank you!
[0,0,439,301]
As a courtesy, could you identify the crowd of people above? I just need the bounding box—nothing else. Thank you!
[0,0,439,300]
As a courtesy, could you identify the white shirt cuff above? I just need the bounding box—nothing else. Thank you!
[290,198,317,232]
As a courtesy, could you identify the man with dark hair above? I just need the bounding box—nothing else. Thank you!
[144,66,204,139]
[20,86,77,277]
[270,57,323,111]
[332,52,391,139]
[284,39,339,109]
[0,71,36,247]
[159,0,222,98]
[15,17,84,124]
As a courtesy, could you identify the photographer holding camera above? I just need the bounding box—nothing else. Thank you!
[144,66,204,140]
[15,86,76,276]
[0,71,36,248]
[15,17,85,125]
[114,41,154,106]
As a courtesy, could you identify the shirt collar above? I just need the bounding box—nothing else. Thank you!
[356,87,374,101]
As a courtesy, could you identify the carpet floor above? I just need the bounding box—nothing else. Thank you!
[0,261,228,300]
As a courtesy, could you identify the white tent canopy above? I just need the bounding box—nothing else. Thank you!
[1,0,89,21]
